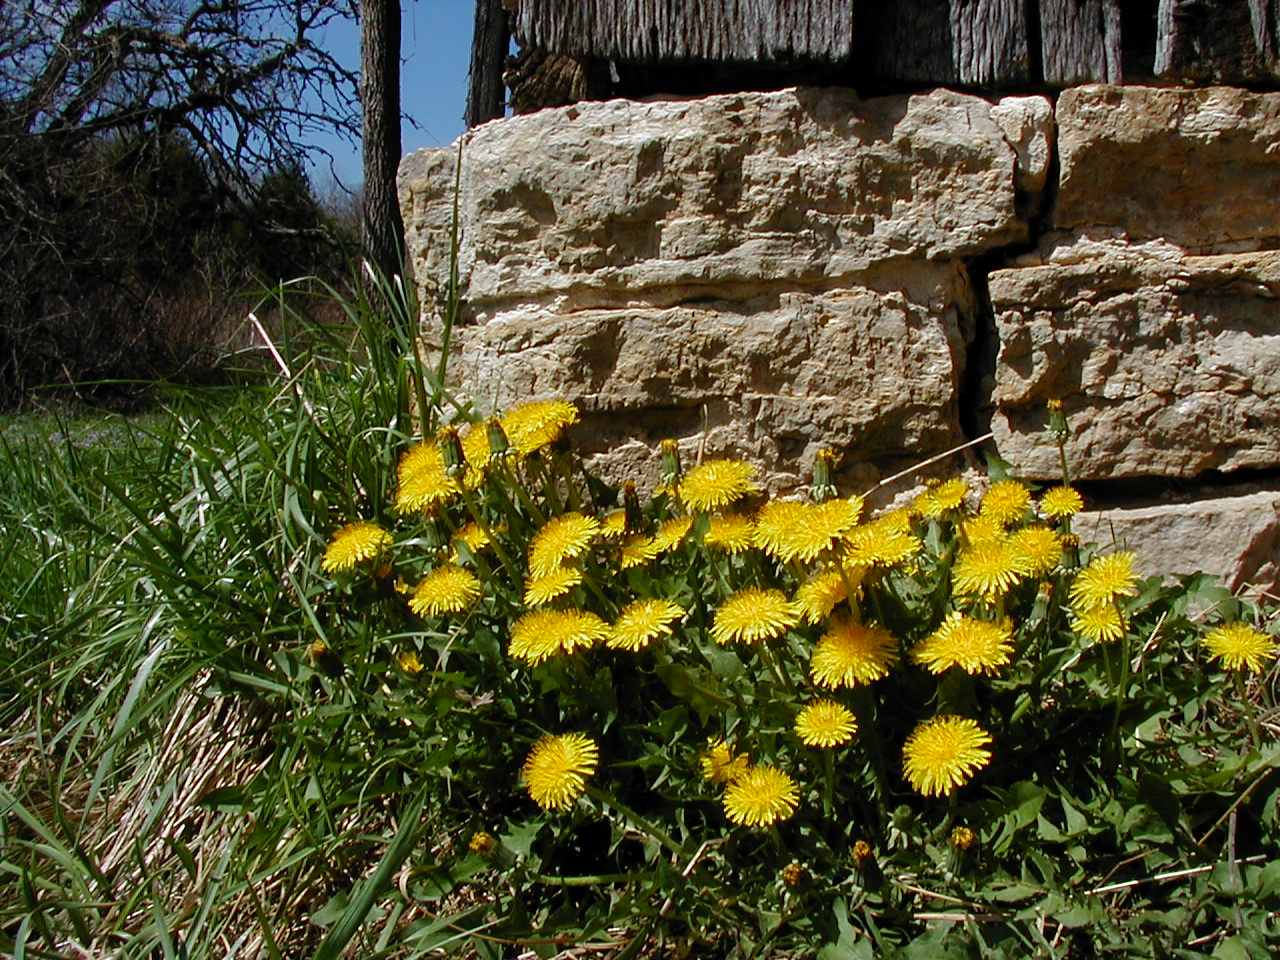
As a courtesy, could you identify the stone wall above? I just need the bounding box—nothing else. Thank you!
[398,84,1280,596]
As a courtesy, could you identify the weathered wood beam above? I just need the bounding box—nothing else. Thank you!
[1040,0,1122,85]
[465,0,510,128]
[856,0,1030,86]
[1155,0,1280,81]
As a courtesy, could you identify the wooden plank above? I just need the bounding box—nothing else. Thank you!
[856,0,1029,86]
[513,0,856,63]
[465,0,510,128]
[1040,0,1122,85]
[1155,0,1280,81]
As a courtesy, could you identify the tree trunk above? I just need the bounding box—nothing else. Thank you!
[361,0,405,282]
[466,0,510,128]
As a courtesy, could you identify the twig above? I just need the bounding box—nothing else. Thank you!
[914,911,1006,923]
[894,879,987,910]
[1196,767,1277,847]
[1087,855,1266,895]
[872,432,994,493]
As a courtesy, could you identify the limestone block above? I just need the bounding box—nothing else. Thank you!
[1075,486,1280,597]
[1053,85,1280,251]
[431,269,969,490]
[990,96,1055,196]
[400,87,1048,309]
[990,250,1280,480]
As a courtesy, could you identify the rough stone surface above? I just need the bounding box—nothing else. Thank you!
[401,87,1049,310]
[990,96,1055,196]
[431,268,970,491]
[1052,85,1280,251]
[990,250,1280,480]
[1076,486,1280,598]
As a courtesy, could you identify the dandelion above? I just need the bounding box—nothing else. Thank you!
[1202,623,1278,673]
[394,442,459,513]
[598,509,627,540]
[951,538,1031,600]
[723,765,800,827]
[810,616,898,688]
[321,521,392,574]
[509,608,610,665]
[851,840,874,867]
[912,612,1013,676]
[844,518,921,568]
[1069,551,1139,609]
[524,566,583,606]
[950,826,977,851]
[710,588,800,645]
[781,862,807,887]
[1040,485,1084,519]
[460,425,493,488]
[1010,526,1063,576]
[705,512,756,553]
[916,477,968,519]
[796,566,865,623]
[794,700,858,747]
[960,514,1007,547]
[608,598,685,652]
[619,534,660,570]
[754,499,859,563]
[701,738,750,784]
[396,650,424,674]
[652,515,693,553]
[409,564,481,617]
[1070,602,1126,643]
[902,716,993,797]
[451,521,492,561]
[522,733,598,811]
[501,399,579,455]
[980,479,1031,525]
[678,459,759,512]
[469,831,498,856]
[529,512,600,578]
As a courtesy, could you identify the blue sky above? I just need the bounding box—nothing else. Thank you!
[310,0,476,188]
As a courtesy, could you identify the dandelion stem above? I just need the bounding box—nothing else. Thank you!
[585,785,685,857]
[1234,671,1262,750]
[821,749,835,818]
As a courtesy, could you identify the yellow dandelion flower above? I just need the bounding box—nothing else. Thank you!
[810,616,899,688]
[652,515,693,553]
[701,738,750,784]
[509,608,610,665]
[469,831,497,856]
[710,588,800,645]
[754,499,860,564]
[598,509,627,540]
[916,477,968,519]
[459,424,492,488]
[678,459,759,512]
[912,612,1014,676]
[1010,526,1062,576]
[408,564,481,617]
[608,598,685,652]
[522,732,598,811]
[851,840,874,866]
[619,534,661,570]
[843,520,921,569]
[321,521,392,573]
[501,399,579,456]
[529,512,600,578]
[396,650,424,674]
[705,512,756,553]
[902,716,993,797]
[796,565,866,623]
[1069,551,1140,609]
[394,442,459,513]
[795,700,858,748]
[960,514,1007,547]
[1202,623,1278,673]
[451,521,492,562]
[950,826,977,851]
[524,566,584,606]
[1070,602,1126,643]
[980,479,1031,526]
[952,538,1031,600]
[1040,485,1084,519]
[723,765,800,827]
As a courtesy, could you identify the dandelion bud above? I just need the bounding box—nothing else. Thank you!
[659,438,682,486]
[949,826,977,851]
[623,481,645,535]
[308,639,343,677]
[438,426,466,478]
[851,839,874,867]
[781,862,807,888]
[1045,398,1069,442]
[811,447,839,502]
[468,830,498,857]
[397,650,423,674]
[485,417,510,457]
